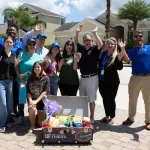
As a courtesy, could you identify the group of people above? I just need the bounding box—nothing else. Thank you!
[0,22,150,133]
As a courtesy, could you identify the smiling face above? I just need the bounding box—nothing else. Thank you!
[7,26,17,38]
[134,31,144,47]
[52,46,60,57]
[65,41,74,54]
[4,36,14,49]
[106,39,116,54]
[83,34,92,49]
[34,63,42,76]
[36,37,46,48]
[27,42,36,52]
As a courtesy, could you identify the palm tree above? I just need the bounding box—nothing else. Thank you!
[3,5,46,39]
[118,0,150,33]
[105,0,111,39]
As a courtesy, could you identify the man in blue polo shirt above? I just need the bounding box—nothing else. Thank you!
[0,24,24,55]
[122,31,150,130]
[0,24,24,116]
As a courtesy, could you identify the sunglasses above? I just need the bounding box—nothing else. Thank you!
[28,43,36,46]
[135,35,143,38]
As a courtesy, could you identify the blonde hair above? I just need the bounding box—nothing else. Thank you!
[106,37,118,66]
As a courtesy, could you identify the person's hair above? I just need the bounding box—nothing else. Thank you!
[47,45,62,62]
[28,61,46,82]
[106,37,118,66]
[62,40,75,57]
[4,35,15,43]
[8,24,19,31]
[134,30,143,36]
[83,33,92,40]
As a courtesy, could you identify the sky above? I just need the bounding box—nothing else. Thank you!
[0,0,149,24]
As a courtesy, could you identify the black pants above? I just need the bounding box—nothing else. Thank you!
[99,80,119,118]
[13,78,18,113]
[59,83,79,96]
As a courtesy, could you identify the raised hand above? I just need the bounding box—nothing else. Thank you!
[117,51,125,61]
[92,26,98,34]
[74,53,81,60]
[76,25,82,33]
[118,38,125,48]
[34,24,42,33]
[14,57,22,67]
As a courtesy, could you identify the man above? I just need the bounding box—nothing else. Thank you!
[22,24,49,57]
[122,31,150,130]
[0,24,24,116]
[75,25,103,124]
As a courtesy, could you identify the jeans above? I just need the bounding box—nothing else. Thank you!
[0,80,13,127]
[49,76,58,95]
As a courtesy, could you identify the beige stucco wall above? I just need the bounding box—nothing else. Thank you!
[54,20,106,48]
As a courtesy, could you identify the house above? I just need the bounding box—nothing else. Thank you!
[23,3,66,45]
[54,12,150,48]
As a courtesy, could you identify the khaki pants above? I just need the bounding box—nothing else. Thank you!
[128,75,150,123]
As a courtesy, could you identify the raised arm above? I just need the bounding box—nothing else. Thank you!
[75,25,82,45]
[118,39,130,63]
[92,27,103,50]
[22,24,42,46]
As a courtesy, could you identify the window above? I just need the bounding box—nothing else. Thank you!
[61,19,65,25]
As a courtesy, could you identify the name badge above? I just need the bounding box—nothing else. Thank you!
[101,69,104,75]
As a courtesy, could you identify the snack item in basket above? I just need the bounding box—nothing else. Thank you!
[49,117,59,128]
[56,116,69,124]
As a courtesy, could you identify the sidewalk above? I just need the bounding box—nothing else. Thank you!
[0,104,150,150]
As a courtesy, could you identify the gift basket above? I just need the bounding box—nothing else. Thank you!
[41,96,93,144]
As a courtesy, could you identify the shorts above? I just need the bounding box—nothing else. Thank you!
[79,75,98,103]
[36,100,44,111]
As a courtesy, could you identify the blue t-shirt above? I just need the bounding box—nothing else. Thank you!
[0,38,24,56]
[128,45,150,74]
[16,51,43,83]
[99,51,111,81]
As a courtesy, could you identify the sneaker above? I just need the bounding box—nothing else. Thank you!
[122,118,134,125]
[145,123,150,130]
[90,119,95,125]
[100,117,111,123]
[0,127,6,133]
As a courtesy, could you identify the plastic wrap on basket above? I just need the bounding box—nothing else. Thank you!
[43,96,62,119]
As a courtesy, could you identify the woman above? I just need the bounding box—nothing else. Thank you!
[44,42,61,95]
[0,36,16,132]
[27,61,49,133]
[99,37,124,125]
[58,40,79,96]
[15,38,43,124]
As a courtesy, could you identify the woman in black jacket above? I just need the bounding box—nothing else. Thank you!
[99,37,124,125]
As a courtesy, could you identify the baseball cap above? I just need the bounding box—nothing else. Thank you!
[36,33,47,39]
[27,38,36,43]
[51,42,60,48]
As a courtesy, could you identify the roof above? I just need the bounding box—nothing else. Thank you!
[23,3,65,18]
[0,24,7,34]
[137,20,150,29]
[54,22,79,32]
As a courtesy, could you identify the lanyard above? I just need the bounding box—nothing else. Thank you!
[102,54,110,67]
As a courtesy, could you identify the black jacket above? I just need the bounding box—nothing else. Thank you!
[98,51,123,85]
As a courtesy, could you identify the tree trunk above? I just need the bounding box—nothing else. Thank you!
[105,0,111,39]
[133,20,137,35]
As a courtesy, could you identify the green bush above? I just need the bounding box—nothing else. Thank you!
[44,44,51,49]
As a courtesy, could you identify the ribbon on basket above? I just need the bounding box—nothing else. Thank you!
[43,96,62,119]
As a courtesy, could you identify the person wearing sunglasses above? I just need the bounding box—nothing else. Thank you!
[15,38,43,124]
[75,25,103,124]
[121,31,150,130]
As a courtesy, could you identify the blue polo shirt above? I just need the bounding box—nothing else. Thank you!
[128,45,150,74]
[0,38,24,56]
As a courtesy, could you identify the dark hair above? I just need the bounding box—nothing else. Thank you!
[62,40,75,57]
[7,24,19,31]
[47,46,62,62]
[4,35,15,43]
[28,61,45,82]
